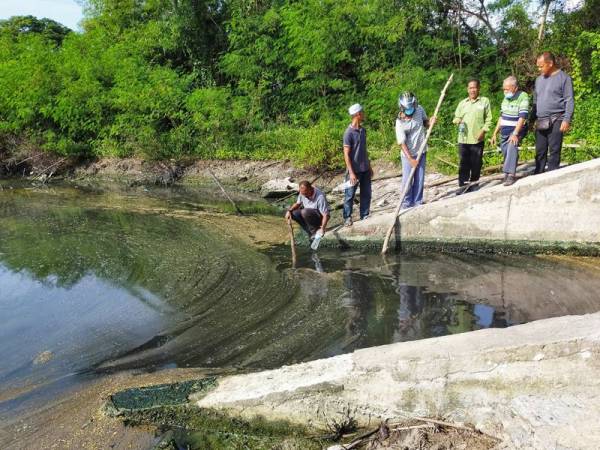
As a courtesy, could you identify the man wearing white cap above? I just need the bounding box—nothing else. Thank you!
[342,103,372,227]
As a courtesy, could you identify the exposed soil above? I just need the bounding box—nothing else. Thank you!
[0,369,217,450]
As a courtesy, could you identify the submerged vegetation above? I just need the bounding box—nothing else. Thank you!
[0,0,599,170]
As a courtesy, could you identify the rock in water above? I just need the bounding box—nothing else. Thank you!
[260,177,299,198]
[33,350,53,365]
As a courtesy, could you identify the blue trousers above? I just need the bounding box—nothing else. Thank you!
[400,153,426,208]
[343,170,372,219]
[500,134,519,175]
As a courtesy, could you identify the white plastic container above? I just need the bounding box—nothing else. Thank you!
[335,179,356,191]
[310,230,324,250]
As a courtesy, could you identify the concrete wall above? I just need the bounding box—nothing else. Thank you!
[326,158,600,251]
[192,312,600,449]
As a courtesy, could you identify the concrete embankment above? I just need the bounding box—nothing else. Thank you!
[192,312,600,449]
[325,158,600,253]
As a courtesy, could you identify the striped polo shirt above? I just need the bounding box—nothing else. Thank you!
[500,91,529,136]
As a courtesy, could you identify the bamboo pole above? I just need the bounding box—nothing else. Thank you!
[381,73,454,255]
[207,168,243,215]
[287,219,297,268]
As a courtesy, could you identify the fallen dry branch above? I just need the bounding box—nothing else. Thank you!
[426,175,459,188]
[342,427,380,449]
[434,155,459,168]
[390,423,435,432]
[371,174,402,183]
[409,416,475,432]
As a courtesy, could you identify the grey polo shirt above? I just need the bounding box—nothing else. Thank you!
[342,125,370,173]
[296,187,330,215]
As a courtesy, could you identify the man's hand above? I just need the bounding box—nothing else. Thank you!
[429,116,437,127]
[285,210,291,221]
[409,157,418,169]
[560,121,570,133]
[477,130,486,142]
[349,172,358,185]
[319,226,326,236]
[489,133,497,147]
[508,134,519,146]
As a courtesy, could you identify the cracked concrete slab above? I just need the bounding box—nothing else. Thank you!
[192,312,600,449]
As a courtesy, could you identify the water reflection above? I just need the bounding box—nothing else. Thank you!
[334,259,512,352]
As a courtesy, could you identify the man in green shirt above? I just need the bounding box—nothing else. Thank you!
[453,79,492,188]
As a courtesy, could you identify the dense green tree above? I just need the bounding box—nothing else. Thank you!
[0,15,72,45]
[0,0,598,166]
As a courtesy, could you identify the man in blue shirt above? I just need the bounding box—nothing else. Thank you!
[342,103,372,227]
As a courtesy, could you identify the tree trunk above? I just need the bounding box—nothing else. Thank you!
[538,0,552,44]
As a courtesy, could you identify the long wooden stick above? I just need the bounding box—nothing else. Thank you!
[381,73,454,254]
[287,219,297,268]
[207,168,243,215]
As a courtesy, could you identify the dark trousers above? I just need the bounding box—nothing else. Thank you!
[458,142,484,186]
[290,208,322,237]
[535,119,563,174]
[343,170,372,219]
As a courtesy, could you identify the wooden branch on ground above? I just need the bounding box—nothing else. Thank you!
[342,417,470,450]
[343,427,380,449]
[434,155,459,169]
[390,423,435,432]
[16,155,36,166]
[426,175,458,188]
[409,416,475,432]
[482,158,534,174]
[371,174,402,183]
[35,157,67,176]
[260,160,283,170]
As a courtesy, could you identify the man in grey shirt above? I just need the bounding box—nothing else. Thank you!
[342,103,372,227]
[532,51,575,173]
[285,180,330,239]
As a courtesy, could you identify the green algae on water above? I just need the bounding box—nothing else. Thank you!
[105,378,217,417]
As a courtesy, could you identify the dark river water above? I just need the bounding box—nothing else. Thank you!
[2,180,600,418]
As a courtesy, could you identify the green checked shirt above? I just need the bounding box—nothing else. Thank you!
[453,96,492,144]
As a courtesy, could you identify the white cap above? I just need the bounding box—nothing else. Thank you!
[348,103,363,116]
